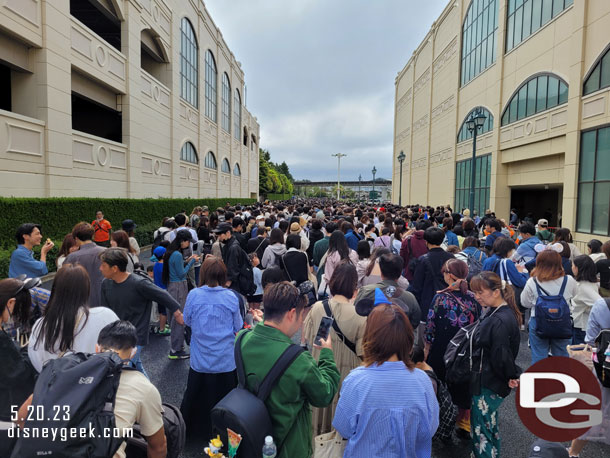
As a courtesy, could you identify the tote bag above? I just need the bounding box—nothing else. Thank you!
[314,431,347,458]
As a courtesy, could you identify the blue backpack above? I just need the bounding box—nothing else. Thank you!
[533,277,572,339]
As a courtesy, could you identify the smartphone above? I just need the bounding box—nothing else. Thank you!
[314,316,334,346]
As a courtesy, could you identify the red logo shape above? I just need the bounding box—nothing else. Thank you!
[516,357,602,441]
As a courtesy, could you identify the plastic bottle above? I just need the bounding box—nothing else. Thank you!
[262,435,277,458]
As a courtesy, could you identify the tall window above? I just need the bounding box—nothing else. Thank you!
[506,0,574,52]
[205,50,217,122]
[455,154,491,216]
[204,151,217,169]
[233,163,241,176]
[584,45,610,96]
[221,158,231,173]
[180,18,198,108]
[501,74,568,126]
[233,89,241,140]
[577,127,610,235]
[457,107,494,143]
[221,73,231,133]
[461,0,499,86]
[180,142,198,164]
[251,135,256,152]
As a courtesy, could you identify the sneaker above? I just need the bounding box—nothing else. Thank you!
[168,350,189,360]
[159,327,171,336]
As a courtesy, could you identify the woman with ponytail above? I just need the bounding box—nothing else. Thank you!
[424,258,481,436]
[469,271,522,458]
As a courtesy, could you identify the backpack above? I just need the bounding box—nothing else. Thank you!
[211,330,305,458]
[124,403,186,458]
[424,370,458,441]
[406,237,419,275]
[11,352,125,458]
[443,320,481,387]
[238,247,257,296]
[533,277,572,339]
[593,298,610,388]
[466,250,484,281]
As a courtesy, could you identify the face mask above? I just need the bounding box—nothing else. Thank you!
[258,221,265,227]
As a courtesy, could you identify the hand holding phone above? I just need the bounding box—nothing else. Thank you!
[314,316,333,347]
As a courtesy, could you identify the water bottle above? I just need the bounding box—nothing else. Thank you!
[262,435,277,458]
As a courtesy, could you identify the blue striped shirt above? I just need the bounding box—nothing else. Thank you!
[333,361,439,458]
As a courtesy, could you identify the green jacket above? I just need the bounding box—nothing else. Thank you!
[312,236,330,267]
[535,229,553,243]
[238,324,340,458]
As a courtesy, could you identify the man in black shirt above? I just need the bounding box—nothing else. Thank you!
[100,248,184,371]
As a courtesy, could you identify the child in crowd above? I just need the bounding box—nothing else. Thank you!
[247,252,264,310]
[151,246,170,335]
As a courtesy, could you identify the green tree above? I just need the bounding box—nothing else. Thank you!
[259,148,294,196]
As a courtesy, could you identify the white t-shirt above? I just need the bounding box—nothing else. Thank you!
[113,369,164,458]
[28,307,119,373]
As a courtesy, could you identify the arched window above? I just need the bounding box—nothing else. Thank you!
[205,50,217,122]
[501,74,568,126]
[461,0,499,86]
[180,142,198,164]
[506,0,574,52]
[251,134,256,152]
[584,45,610,96]
[204,151,217,169]
[221,158,231,173]
[221,73,231,133]
[180,18,198,108]
[233,163,241,176]
[233,89,241,140]
[457,107,494,143]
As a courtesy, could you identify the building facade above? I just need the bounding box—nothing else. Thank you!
[0,0,260,199]
[392,0,610,246]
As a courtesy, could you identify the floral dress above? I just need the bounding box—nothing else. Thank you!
[424,290,481,408]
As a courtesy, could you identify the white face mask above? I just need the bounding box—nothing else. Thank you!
[258,221,265,227]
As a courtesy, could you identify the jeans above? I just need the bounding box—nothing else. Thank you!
[528,316,570,365]
[131,345,149,379]
[572,327,586,345]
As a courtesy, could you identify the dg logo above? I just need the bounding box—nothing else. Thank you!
[516,356,603,441]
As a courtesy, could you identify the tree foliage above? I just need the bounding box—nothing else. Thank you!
[259,148,294,195]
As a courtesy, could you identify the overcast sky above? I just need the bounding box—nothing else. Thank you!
[206,0,447,182]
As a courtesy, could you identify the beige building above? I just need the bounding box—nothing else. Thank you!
[0,0,260,199]
[393,0,610,246]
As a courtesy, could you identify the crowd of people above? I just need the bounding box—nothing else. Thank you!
[1,200,609,458]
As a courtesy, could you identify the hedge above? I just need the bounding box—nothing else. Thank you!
[0,197,255,278]
[266,193,292,201]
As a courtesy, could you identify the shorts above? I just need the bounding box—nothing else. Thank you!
[247,294,263,303]
[157,304,167,316]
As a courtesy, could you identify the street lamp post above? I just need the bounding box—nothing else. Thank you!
[332,153,347,200]
[465,109,487,216]
[371,166,377,202]
[358,174,362,202]
[397,151,406,206]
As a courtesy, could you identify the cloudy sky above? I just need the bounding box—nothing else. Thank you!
[206,0,447,182]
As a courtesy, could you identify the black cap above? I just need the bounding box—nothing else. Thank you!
[528,440,569,458]
[122,219,137,231]
[213,222,233,234]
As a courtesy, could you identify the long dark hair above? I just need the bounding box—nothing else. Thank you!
[0,278,32,328]
[162,230,191,284]
[328,230,350,261]
[365,247,391,276]
[35,263,90,353]
[470,271,522,326]
[573,255,598,283]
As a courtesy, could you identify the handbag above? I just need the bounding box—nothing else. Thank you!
[313,431,347,458]
[567,343,594,370]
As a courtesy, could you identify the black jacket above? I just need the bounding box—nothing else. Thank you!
[280,249,309,285]
[306,229,324,265]
[234,231,248,252]
[222,236,246,293]
[0,330,36,421]
[247,236,269,261]
[408,248,454,320]
[479,305,521,398]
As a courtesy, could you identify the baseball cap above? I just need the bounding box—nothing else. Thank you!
[528,439,569,458]
[201,206,209,212]
[213,222,233,234]
[256,215,265,221]
[121,219,137,231]
[537,218,548,227]
[153,246,166,259]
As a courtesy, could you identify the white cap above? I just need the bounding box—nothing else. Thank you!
[265,436,273,445]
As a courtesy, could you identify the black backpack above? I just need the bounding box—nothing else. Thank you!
[593,298,610,388]
[238,248,257,296]
[11,352,125,458]
[211,330,304,458]
[443,320,481,387]
[124,403,186,458]
[152,229,168,251]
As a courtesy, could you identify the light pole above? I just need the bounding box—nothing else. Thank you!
[332,153,347,200]
[358,174,362,202]
[397,151,406,206]
[371,166,377,202]
[465,109,487,216]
